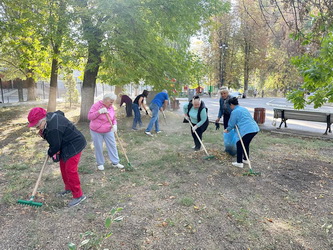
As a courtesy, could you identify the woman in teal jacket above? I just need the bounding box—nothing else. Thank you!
[224,97,259,168]
[183,95,209,151]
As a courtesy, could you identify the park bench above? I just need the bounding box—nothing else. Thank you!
[273,108,333,135]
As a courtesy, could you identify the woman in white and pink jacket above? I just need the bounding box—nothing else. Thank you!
[88,93,124,171]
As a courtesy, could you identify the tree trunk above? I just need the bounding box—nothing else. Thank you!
[243,41,250,98]
[47,56,59,112]
[26,70,36,101]
[26,78,36,101]
[115,86,122,104]
[15,78,24,102]
[79,46,102,122]
[77,0,103,122]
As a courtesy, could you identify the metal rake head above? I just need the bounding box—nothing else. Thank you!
[243,169,261,176]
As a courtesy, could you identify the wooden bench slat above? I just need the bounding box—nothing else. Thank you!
[273,108,332,135]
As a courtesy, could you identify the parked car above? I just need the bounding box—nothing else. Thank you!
[230,91,243,99]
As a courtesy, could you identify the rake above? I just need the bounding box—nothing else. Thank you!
[188,121,214,160]
[105,114,133,169]
[161,110,167,125]
[17,155,49,207]
[235,125,261,176]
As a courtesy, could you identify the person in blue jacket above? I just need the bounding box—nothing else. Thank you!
[145,90,169,136]
[183,95,209,151]
[224,97,259,168]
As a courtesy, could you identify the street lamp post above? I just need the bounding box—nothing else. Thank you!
[219,42,228,89]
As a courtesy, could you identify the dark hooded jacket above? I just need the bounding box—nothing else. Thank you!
[43,111,86,162]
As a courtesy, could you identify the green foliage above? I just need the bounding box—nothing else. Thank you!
[288,32,333,108]
[80,0,224,90]
[68,208,124,250]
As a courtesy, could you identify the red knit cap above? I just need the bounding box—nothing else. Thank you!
[27,107,47,127]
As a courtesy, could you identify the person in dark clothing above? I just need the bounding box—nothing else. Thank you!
[119,94,133,117]
[215,89,232,129]
[183,95,209,151]
[27,107,87,207]
[132,90,149,130]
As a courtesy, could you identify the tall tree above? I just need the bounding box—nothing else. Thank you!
[42,0,73,111]
[257,0,333,107]
[0,0,49,101]
[73,0,223,122]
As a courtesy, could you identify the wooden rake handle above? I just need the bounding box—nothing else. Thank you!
[235,125,252,170]
[31,155,49,199]
[188,121,209,156]
[161,110,167,125]
[105,114,130,164]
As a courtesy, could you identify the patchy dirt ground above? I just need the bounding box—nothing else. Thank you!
[0,102,332,249]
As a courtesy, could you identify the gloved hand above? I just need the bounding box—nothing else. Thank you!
[215,122,220,130]
[52,152,60,162]
[98,107,108,114]
[139,107,142,111]
[192,125,198,132]
[146,110,149,115]
[184,115,189,121]
[111,124,117,133]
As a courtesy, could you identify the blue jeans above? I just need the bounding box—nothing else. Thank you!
[132,103,142,129]
[146,103,159,132]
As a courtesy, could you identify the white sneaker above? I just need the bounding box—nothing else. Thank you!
[243,159,250,164]
[232,162,244,168]
[156,130,162,134]
[145,131,153,136]
[97,165,104,171]
[113,163,124,169]
[192,146,196,149]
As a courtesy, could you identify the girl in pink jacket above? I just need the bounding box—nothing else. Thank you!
[88,93,124,171]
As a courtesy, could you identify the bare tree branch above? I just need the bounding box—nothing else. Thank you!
[242,0,260,27]
[257,0,278,38]
[273,0,291,30]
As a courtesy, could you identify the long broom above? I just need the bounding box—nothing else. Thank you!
[188,120,215,160]
[17,155,49,207]
[235,125,261,176]
[105,114,133,169]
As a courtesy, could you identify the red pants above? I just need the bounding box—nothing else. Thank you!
[59,152,83,198]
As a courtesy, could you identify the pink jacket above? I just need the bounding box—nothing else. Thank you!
[88,100,117,133]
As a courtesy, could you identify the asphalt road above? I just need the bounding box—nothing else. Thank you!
[177,96,333,139]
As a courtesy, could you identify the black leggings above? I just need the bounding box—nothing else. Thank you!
[236,132,257,163]
[223,114,230,129]
[191,122,208,150]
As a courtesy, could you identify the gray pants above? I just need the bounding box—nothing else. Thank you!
[90,130,119,166]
